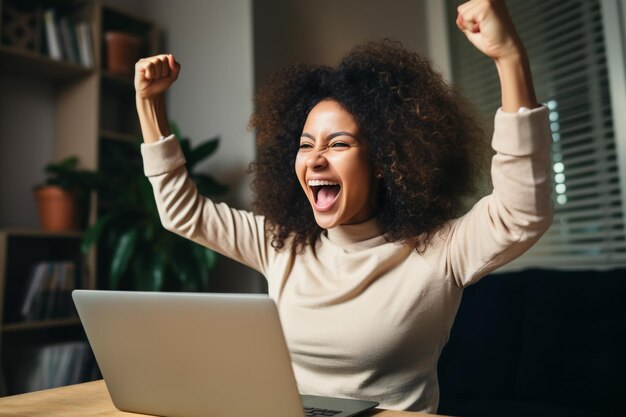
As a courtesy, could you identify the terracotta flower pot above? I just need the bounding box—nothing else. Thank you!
[105,31,142,77]
[34,186,82,231]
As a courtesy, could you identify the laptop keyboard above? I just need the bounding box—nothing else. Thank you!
[303,406,342,416]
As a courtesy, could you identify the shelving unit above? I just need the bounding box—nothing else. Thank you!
[0,0,160,396]
[0,230,94,395]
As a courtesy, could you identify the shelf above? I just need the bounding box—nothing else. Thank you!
[102,3,155,35]
[101,70,133,87]
[99,129,138,143]
[0,45,93,82]
[2,318,81,333]
[101,70,134,95]
[0,229,84,239]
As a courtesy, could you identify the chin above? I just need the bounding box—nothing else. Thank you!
[312,212,341,229]
[313,217,337,230]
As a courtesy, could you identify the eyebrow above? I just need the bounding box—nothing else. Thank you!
[300,131,358,141]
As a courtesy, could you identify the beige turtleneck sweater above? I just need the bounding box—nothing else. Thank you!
[140,106,552,413]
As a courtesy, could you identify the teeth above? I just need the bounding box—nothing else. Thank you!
[308,179,339,187]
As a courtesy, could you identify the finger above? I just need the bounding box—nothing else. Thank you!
[168,54,180,76]
[168,54,181,80]
[154,60,163,79]
[160,56,170,78]
[456,13,464,32]
[143,59,160,80]
[145,62,155,80]
[457,0,479,19]
[457,0,489,33]
[456,12,480,34]
[146,54,172,78]
[152,55,174,79]
[135,59,151,79]
[157,56,170,78]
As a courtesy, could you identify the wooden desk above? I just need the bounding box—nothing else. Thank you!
[0,380,436,416]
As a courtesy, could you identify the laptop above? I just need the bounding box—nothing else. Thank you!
[72,290,379,417]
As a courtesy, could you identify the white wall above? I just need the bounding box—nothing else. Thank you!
[424,0,452,82]
[253,0,430,86]
[116,0,256,208]
[0,75,56,229]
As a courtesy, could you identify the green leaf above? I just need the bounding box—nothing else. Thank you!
[148,251,166,291]
[101,141,140,176]
[133,249,166,291]
[45,156,78,173]
[187,138,219,168]
[191,244,216,289]
[138,176,158,214]
[169,240,204,290]
[81,211,117,254]
[193,174,229,197]
[200,246,217,270]
[169,255,192,287]
[109,228,139,289]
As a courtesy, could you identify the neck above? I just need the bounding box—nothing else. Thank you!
[325,217,382,246]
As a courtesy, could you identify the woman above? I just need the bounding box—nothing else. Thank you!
[134,0,552,413]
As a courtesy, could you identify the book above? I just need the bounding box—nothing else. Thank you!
[21,262,50,319]
[21,261,78,321]
[43,8,63,60]
[76,21,94,67]
[11,341,92,392]
[42,262,60,319]
[59,17,80,64]
[55,262,76,317]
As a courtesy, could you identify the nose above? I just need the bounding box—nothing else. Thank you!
[305,149,328,170]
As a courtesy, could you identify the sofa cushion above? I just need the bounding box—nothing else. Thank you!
[514,268,626,415]
[437,272,525,400]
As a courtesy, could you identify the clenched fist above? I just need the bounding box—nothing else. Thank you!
[135,54,181,99]
[456,0,523,61]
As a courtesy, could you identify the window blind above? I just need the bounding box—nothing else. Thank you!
[446,0,626,269]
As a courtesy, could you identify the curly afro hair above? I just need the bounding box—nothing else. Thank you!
[249,39,489,252]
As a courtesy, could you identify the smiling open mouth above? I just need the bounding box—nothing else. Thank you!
[308,180,341,208]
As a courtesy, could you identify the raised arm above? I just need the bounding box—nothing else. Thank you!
[133,54,272,274]
[456,0,538,111]
[425,0,553,287]
[134,54,180,142]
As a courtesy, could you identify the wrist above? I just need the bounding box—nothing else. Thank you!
[494,49,538,112]
[492,34,526,63]
[136,94,170,142]
[494,43,527,70]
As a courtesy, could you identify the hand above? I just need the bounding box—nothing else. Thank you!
[134,54,181,99]
[456,0,523,62]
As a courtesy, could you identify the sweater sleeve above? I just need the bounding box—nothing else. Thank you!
[425,106,553,288]
[141,136,272,275]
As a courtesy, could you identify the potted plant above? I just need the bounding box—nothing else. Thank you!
[104,31,142,77]
[33,156,100,231]
[81,125,228,291]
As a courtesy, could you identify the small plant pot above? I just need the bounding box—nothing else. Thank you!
[34,186,83,231]
[105,31,142,77]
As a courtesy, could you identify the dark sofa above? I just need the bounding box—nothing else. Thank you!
[437,268,626,417]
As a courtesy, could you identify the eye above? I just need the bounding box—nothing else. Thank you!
[299,142,314,150]
[330,142,349,148]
